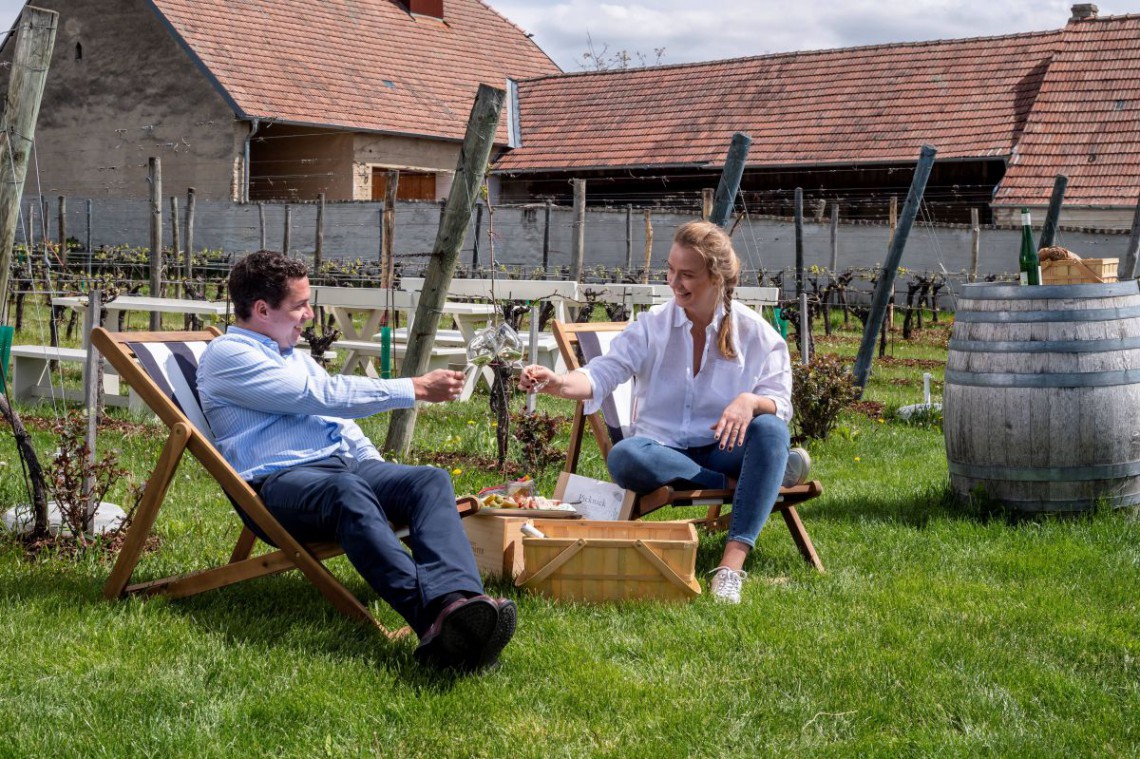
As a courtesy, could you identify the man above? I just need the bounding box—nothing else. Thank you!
[198,250,514,673]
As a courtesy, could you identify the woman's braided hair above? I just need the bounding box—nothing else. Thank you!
[673,221,741,360]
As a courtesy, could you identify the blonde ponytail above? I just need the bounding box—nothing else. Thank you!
[673,220,741,360]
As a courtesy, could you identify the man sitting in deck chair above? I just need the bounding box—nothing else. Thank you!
[198,250,514,673]
[520,221,810,604]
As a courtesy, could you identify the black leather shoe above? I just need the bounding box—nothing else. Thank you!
[413,595,498,671]
[468,598,516,671]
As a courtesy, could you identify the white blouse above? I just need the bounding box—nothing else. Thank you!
[580,299,792,449]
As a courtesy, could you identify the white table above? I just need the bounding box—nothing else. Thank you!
[400,277,580,323]
[310,286,497,379]
[52,295,231,336]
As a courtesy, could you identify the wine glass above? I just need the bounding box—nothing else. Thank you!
[465,325,498,367]
[494,322,525,363]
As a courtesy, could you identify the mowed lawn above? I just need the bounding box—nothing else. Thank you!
[0,310,1137,758]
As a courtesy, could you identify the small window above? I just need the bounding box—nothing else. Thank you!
[372,169,436,201]
[75,42,82,60]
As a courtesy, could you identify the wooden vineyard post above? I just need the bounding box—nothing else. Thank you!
[383,84,505,457]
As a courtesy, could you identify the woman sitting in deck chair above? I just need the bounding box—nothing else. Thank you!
[520,221,809,604]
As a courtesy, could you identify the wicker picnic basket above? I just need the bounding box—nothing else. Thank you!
[1038,247,1118,284]
[515,519,701,602]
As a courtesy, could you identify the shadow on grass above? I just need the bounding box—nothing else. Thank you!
[0,552,479,691]
[800,480,1125,531]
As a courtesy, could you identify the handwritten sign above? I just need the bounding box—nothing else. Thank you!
[554,472,636,521]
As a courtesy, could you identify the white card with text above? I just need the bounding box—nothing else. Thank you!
[554,472,636,521]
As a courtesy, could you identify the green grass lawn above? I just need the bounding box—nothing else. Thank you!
[1,308,1138,757]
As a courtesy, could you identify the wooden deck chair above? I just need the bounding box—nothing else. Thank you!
[552,320,825,572]
[91,327,478,638]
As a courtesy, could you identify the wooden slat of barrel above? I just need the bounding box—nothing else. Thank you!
[944,281,1140,512]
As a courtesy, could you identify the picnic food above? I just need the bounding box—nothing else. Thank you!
[477,493,573,510]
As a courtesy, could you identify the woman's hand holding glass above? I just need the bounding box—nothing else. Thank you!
[519,364,556,394]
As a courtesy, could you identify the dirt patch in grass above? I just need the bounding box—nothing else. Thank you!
[14,529,158,563]
[18,413,156,437]
[413,450,529,479]
[850,400,885,418]
[877,356,944,370]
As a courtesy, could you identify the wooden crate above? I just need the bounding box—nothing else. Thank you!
[515,520,701,602]
[462,513,527,579]
[1040,257,1118,284]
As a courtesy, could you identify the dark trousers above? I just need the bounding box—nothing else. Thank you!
[253,455,484,636]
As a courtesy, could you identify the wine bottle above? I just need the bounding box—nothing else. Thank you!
[1019,208,1041,286]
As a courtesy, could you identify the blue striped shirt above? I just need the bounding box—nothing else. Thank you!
[198,326,416,480]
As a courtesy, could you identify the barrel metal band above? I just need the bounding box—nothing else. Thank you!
[953,306,1140,323]
[945,368,1140,387]
[958,282,1139,299]
[949,459,1140,482]
[948,336,1140,353]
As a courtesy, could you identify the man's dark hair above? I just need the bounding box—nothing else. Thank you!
[228,250,309,320]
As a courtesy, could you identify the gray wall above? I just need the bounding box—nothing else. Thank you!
[0,0,241,201]
[28,196,1132,294]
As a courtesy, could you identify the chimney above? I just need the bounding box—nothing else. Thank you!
[1070,4,1098,21]
[408,0,444,19]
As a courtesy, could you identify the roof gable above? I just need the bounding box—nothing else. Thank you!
[149,0,559,142]
[995,14,1140,208]
[496,30,1061,173]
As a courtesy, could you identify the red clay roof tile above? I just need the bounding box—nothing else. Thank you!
[996,15,1140,207]
[497,30,1061,173]
[151,0,559,143]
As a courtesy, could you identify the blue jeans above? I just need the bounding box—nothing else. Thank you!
[253,455,484,636]
[606,415,790,548]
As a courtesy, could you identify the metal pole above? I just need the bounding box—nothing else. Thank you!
[282,204,292,255]
[799,291,809,365]
[542,200,551,272]
[526,303,539,413]
[314,192,325,270]
[148,157,162,330]
[829,203,839,272]
[969,208,980,282]
[1038,174,1068,249]
[853,145,938,391]
[571,179,586,281]
[185,188,195,283]
[709,132,752,227]
[85,199,92,281]
[82,288,101,527]
[794,187,804,297]
[625,204,633,271]
[1122,193,1140,281]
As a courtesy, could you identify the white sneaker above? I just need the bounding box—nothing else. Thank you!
[708,566,747,604]
[782,446,811,488]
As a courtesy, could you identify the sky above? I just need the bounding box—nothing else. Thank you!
[491,1,1127,70]
[0,1,1130,70]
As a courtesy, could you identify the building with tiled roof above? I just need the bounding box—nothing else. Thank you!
[0,0,559,202]
[495,4,1140,228]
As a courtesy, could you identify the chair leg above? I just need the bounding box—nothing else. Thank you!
[103,424,191,599]
[229,527,257,563]
[779,505,824,572]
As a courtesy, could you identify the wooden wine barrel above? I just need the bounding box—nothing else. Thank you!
[944,280,1140,512]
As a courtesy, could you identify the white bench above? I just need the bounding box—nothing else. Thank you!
[386,327,565,372]
[9,345,135,409]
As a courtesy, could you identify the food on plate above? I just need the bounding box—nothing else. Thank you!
[476,493,575,511]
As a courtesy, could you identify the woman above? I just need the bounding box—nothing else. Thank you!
[519,220,808,603]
